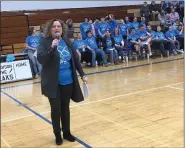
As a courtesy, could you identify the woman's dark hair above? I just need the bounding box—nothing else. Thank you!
[44,19,68,38]
[28,27,34,36]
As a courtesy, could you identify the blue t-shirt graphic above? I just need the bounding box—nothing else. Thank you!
[26,35,41,48]
[125,21,132,30]
[58,40,73,85]
[137,30,148,41]
[165,30,176,39]
[73,39,87,52]
[80,22,92,39]
[113,35,123,45]
[108,20,118,34]
[85,36,98,49]
[148,30,156,39]
[98,22,110,36]
[119,24,127,36]
[106,37,113,50]
[132,22,139,30]
[155,32,166,39]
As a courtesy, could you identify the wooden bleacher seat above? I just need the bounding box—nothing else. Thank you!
[0,44,15,54]
[73,23,81,28]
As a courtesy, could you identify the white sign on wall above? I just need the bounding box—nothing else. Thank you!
[1,60,33,83]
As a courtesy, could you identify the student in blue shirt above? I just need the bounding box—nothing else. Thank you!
[85,30,109,67]
[165,25,181,53]
[106,14,118,34]
[132,17,139,30]
[127,28,141,58]
[93,17,100,38]
[73,33,92,64]
[119,19,128,40]
[175,24,184,50]
[113,27,125,62]
[124,16,132,31]
[137,24,154,58]
[147,25,168,56]
[98,17,110,39]
[25,27,42,78]
[140,17,147,30]
[80,17,92,39]
[102,29,119,65]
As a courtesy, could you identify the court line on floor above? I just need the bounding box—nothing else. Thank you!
[1,57,183,90]
[167,86,184,91]
[2,82,183,123]
[81,107,171,147]
[0,90,92,148]
[1,136,11,148]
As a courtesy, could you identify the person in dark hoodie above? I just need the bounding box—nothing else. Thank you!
[37,19,87,146]
[150,1,160,21]
[140,2,151,23]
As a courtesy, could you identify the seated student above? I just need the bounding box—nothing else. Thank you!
[137,24,154,58]
[85,30,109,67]
[80,17,92,39]
[131,17,140,30]
[147,25,168,56]
[174,23,184,50]
[113,28,126,62]
[140,17,147,30]
[26,27,42,78]
[127,28,142,59]
[119,19,128,40]
[73,33,92,65]
[102,29,119,65]
[124,16,133,31]
[165,25,182,54]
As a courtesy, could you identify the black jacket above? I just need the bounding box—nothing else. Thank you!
[102,35,115,50]
[37,36,85,102]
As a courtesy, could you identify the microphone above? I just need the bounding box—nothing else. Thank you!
[48,32,60,53]
[53,32,60,50]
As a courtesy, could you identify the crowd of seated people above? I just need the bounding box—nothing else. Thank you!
[24,1,184,73]
[67,1,184,67]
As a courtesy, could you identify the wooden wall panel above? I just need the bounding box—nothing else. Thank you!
[1,31,28,39]
[1,26,28,34]
[1,37,26,45]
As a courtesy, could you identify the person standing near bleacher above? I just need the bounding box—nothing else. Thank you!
[26,27,42,78]
[80,17,92,40]
[98,17,110,47]
[106,14,118,34]
[119,19,128,40]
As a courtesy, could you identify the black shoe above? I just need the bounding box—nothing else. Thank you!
[63,132,76,142]
[150,55,155,59]
[54,132,63,145]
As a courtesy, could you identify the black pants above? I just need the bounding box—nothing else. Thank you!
[81,49,92,63]
[48,84,73,133]
[176,37,184,50]
[152,39,174,56]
